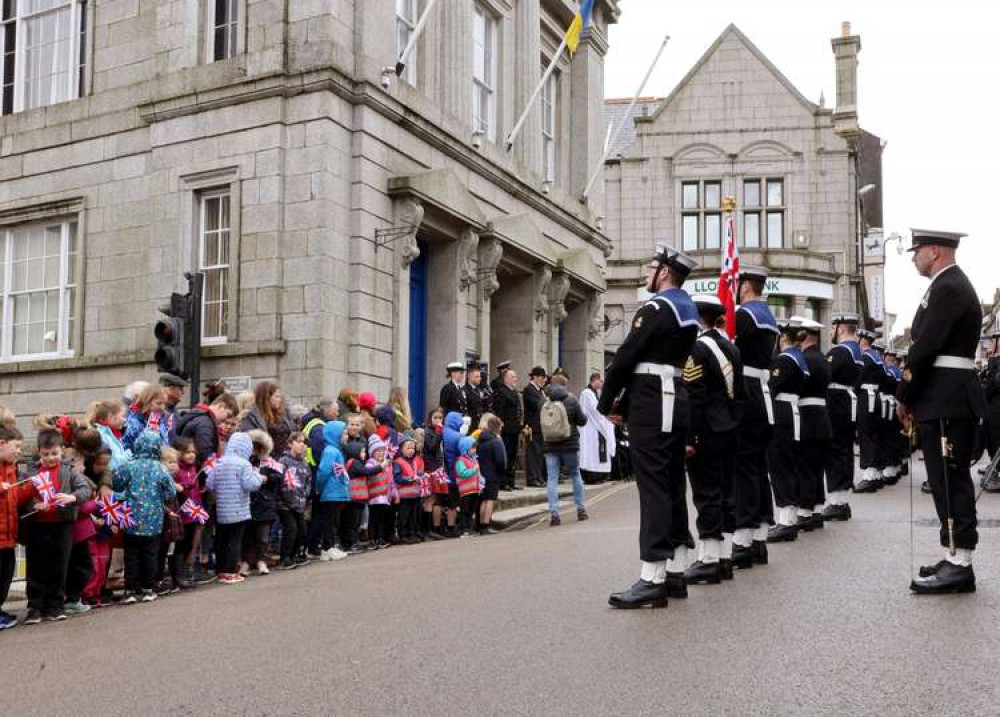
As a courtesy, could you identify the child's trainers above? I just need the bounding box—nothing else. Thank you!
[21,609,43,625]
[256,561,270,575]
[294,554,309,566]
[328,547,348,561]
[45,611,67,622]
[0,614,17,630]
[121,592,138,605]
[64,600,91,615]
[238,561,251,577]
[278,558,297,570]
[140,590,157,603]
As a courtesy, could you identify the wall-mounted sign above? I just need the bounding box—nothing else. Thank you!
[635,276,835,302]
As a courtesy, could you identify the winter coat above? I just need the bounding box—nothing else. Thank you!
[542,384,588,454]
[175,461,204,525]
[111,432,177,537]
[299,409,327,468]
[122,409,170,452]
[455,437,481,497]
[422,426,444,472]
[251,457,282,522]
[476,430,507,486]
[174,407,220,469]
[442,411,465,484]
[278,453,312,513]
[0,462,36,549]
[95,424,131,471]
[205,433,264,525]
[315,421,349,503]
[22,460,91,524]
[239,405,294,458]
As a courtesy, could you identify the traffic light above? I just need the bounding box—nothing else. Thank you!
[155,293,190,379]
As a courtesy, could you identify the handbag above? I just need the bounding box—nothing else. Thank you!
[162,500,185,543]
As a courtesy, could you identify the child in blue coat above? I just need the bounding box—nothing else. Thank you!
[313,420,349,561]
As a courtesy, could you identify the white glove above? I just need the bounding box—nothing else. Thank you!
[460,416,471,436]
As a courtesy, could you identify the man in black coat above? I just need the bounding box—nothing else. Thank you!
[464,362,492,429]
[492,367,523,491]
[521,366,548,487]
[822,314,863,521]
[174,393,239,468]
[897,229,986,594]
[438,362,468,417]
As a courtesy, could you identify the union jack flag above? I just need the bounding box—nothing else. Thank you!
[202,455,217,471]
[282,469,300,491]
[30,471,58,505]
[180,498,209,524]
[717,212,740,338]
[96,493,127,526]
[334,463,348,482]
[118,503,136,529]
[147,412,163,431]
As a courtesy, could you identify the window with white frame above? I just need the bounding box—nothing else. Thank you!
[0,0,88,116]
[540,67,556,182]
[0,217,79,362]
[198,191,231,343]
[471,4,497,141]
[680,180,722,251]
[395,0,417,86]
[209,0,239,62]
[743,178,785,249]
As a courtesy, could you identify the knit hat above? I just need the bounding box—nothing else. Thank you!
[358,392,377,412]
[368,434,386,455]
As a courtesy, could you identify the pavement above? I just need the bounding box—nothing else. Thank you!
[4,456,1000,716]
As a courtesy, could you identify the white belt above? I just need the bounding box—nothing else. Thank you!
[775,393,800,441]
[933,355,975,370]
[880,394,897,421]
[743,366,774,425]
[860,383,879,413]
[634,362,677,433]
[828,383,857,422]
[798,397,826,407]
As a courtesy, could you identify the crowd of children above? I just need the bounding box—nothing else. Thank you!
[0,382,514,630]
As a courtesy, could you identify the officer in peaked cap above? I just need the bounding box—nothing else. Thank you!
[730,265,780,568]
[439,361,468,417]
[899,229,986,594]
[599,244,700,608]
[855,328,886,493]
[822,313,864,521]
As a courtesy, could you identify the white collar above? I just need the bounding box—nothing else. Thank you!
[927,263,957,288]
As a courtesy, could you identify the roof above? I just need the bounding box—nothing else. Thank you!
[602,97,663,159]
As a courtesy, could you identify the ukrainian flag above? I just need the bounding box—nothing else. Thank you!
[565,0,595,55]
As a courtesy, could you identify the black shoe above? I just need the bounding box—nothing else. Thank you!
[767,524,798,543]
[22,609,43,625]
[428,529,446,541]
[550,512,561,526]
[750,540,769,565]
[910,562,976,594]
[900,463,909,476]
[821,504,852,522]
[810,513,825,530]
[854,480,877,494]
[608,580,669,609]
[684,560,722,585]
[719,558,734,580]
[510,485,523,491]
[921,480,932,494]
[984,475,1000,493]
[294,555,310,566]
[918,560,947,578]
[884,474,900,486]
[732,546,754,570]
[797,515,817,533]
[665,572,687,599]
[278,558,297,570]
[577,508,589,522]
[871,477,885,490]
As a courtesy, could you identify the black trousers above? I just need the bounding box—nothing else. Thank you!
[825,415,856,493]
[858,403,882,470]
[242,520,272,565]
[306,494,323,549]
[339,503,362,549]
[278,509,307,560]
[311,502,339,552]
[368,504,391,543]
[732,416,773,529]
[629,423,691,562]
[767,425,799,510]
[688,429,737,541]
[123,533,161,592]
[501,432,519,487]
[459,494,479,532]
[25,521,72,614]
[525,431,545,484]
[214,521,245,574]
[798,438,828,510]
[988,407,1000,459]
[397,498,420,538]
[64,539,94,603]
[919,418,978,550]
[878,412,900,469]
[0,547,17,610]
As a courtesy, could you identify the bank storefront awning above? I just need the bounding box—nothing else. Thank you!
[635,275,834,303]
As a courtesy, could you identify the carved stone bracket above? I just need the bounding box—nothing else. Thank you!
[478,238,503,299]
[548,273,570,325]
[391,197,424,268]
[458,228,480,290]
[587,295,603,340]
[534,266,552,321]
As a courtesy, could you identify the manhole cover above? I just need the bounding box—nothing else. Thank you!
[915,518,1000,529]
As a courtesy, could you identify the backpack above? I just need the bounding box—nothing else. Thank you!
[540,398,571,443]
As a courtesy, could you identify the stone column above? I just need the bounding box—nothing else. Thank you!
[426,230,476,407]
[439,1,473,129]
[391,197,424,387]
[477,237,503,362]
[569,32,607,212]
[514,0,541,172]
[533,265,552,367]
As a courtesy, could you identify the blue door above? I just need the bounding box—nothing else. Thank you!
[557,324,565,370]
[408,242,428,424]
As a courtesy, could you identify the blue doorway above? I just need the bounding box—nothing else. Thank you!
[408,241,428,425]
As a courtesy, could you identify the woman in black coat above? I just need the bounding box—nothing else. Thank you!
[476,414,507,534]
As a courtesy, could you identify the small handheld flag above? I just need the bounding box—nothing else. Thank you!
[30,471,58,505]
[180,498,209,524]
[282,469,300,491]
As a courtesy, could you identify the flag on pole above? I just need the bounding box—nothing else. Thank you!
[718,213,740,338]
[180,498,209,525]
[565,0,596,55]
[30,471,58,505]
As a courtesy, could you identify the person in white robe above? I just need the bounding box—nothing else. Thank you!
[579,373,616,483]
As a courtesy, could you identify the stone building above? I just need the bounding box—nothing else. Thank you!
[0,0,619,425]
[602,23,884,354]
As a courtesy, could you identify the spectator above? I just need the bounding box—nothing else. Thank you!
[492,368,524,491]
[123,384,170,452]
[174,393,239,469]
[439,362,468,417]
[158,374,187,433]
[337,388,359,418]
[578,373,616,485]
[87,399,131,471]
[476,414,506,535]
[239,381,294,458]
[521,366,548,487]
[0,426,32,630]
[541,376,589,527]
[205,432,263,585]
[387,387,414,433]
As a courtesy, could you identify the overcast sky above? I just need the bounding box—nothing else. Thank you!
[604,0,1000,333]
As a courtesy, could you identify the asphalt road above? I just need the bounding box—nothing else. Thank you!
[4,456,1000,716]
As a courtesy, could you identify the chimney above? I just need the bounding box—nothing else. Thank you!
[831,21,861,142]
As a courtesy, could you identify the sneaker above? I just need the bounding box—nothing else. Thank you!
[194,568,217,585]
[577,508,589,522]
[0,615,17,630]
[278,558,297,570]
[256,561,270,576]
[154,580,172,596]
[22,609,43,625]
[86,598,105,609]
[328,547,348,561]
[121,592,139,605]
[45,611,68,622]
[64,600,92,615]
[319,549,334,562]
[459,531,472,539]
[294,555,310,566]
[345,546,364,555]
[229,573,245,584]
[550,512,561,527]
[140,590,158,603]
[307,550,323,561]
[238,562,250,577]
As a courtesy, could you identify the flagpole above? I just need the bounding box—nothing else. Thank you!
[506,33,569,153]
[395,0,443,77]
[581,34,670,202]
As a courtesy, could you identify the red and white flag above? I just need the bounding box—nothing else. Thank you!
[30,471,58,505]
[717,213,740,338]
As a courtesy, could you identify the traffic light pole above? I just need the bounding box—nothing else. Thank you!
[185,272,204,409]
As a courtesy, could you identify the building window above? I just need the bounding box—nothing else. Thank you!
[0,217,79,362]
[540,67,556,181]
[471,4,497,142]
[198,191,231,343]
[767,296,790,320]
[680,180,722,251]
[743,178,785,249]
[395,0,417,85]
[0,0,87,116]
[210,0,239,62]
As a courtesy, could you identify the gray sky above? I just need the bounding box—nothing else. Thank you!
[604,0,1000,333]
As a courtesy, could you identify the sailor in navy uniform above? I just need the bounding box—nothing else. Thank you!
[731,266,779,568]
[822,314,863,521]
[898,230,986,594]
[766,318,809,543]
[982,333,1000,492]
[600,245,700,609]
[880,348,904,484]
[439,362,468,417]
[682,295,745,586]
[855,329,885,493]
[793,317,832,532]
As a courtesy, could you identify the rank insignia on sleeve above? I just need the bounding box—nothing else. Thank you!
[772,368,780,378]
[633,315,643,329]
[903,369,912,382]
[827,355,833,362]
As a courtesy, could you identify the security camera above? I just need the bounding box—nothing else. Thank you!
[471,130,484,150]
[380,68,394,90]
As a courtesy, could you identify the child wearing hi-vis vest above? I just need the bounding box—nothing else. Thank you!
[455,437,481,537]
[345,441,376,554]
[365,436,393,549]
[393,435,424,544]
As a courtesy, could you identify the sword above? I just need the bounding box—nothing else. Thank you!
[906,424,916,579]
[939,419,956,556]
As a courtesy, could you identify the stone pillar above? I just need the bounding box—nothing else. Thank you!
[514,0,541,172]
[391,197,424,387]
[477,238,503,362]
[427,231,474,408]
[548,272,570,368]
[587,293,605,375]
[439,1,473,129]
[569,32,607,212]
[562,300,590,392]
